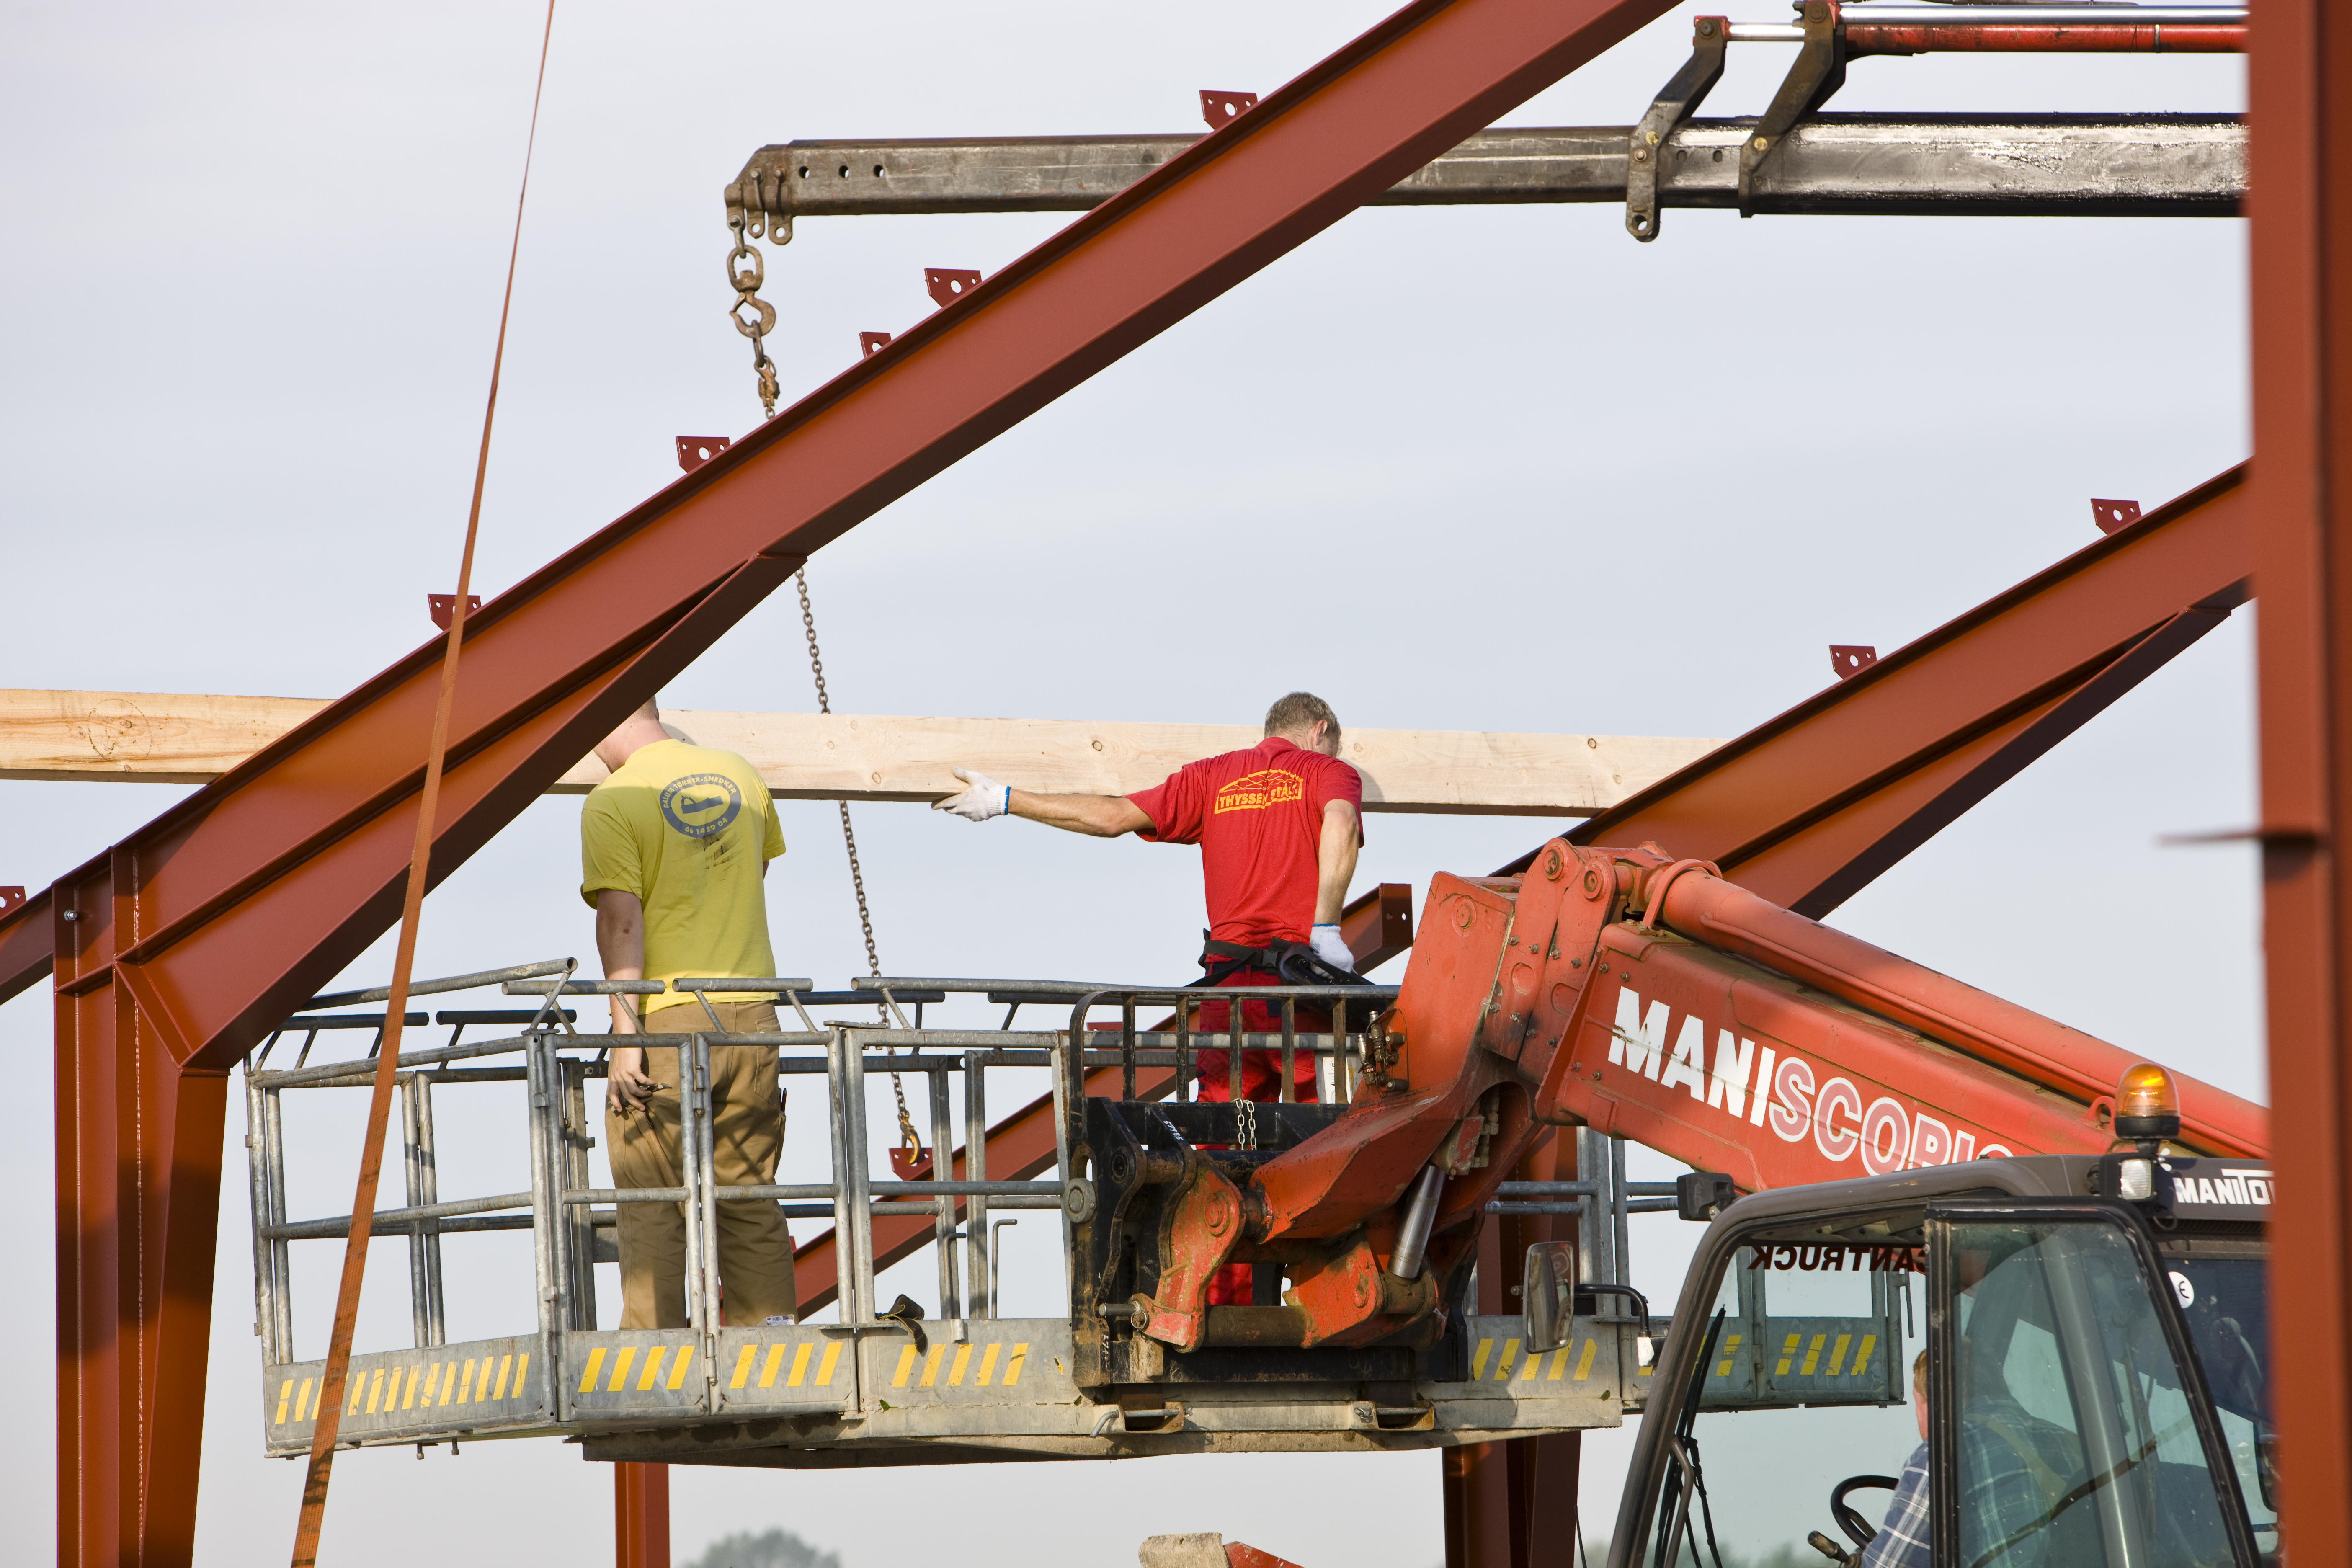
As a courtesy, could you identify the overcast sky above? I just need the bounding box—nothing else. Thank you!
[0,4,2251,1565]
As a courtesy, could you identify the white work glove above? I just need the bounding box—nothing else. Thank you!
[934,766,1010,822]
[1310,924,1354,972]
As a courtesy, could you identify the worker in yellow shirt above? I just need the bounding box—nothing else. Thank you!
[582,696,797,1328]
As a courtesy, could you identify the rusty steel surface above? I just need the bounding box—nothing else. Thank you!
[1548,465,2249,916]
[2249,0,2352,1551]
[46,2,1697,1558]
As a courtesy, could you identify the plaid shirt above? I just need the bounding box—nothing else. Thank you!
[1857,1442,1931,1568]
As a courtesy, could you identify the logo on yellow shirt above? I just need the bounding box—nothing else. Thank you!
[660,773,744,839]
[1213,768,1305,815]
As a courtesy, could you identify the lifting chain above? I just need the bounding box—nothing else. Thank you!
[791,571,921,1161]
[729,204,920,1164]
[728,212,780,418]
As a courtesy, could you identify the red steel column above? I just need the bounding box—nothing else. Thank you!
[614,1464,671,1568]
[1443,1132,1581,1568]
[56,854,229,1568]
[2251,0,2352,1551]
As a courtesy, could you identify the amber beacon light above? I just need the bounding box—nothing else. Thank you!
[2115,1062,2184,1142]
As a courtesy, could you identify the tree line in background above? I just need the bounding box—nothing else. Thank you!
[683,1527,845,1568]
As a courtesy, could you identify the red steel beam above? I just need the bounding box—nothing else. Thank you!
[1545,465,2249,915]
[34,2,1681,1559]
[2249,0,2352,1552]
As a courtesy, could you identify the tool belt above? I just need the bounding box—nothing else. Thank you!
[1194,935,1369,990]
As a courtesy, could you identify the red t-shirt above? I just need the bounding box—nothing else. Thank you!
[1127,737,1364,950]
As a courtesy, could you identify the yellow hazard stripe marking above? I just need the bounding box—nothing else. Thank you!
[493,1354,512,1400]
[637,1348,666,1392]
[1545,1347,1567,1381]
[664,1349,689,1391]
[1800,1335,1825,1375]
[461,1359,479,1402]
[299,1377,315,1420]
[892,1346,917,1387]
[919,1344,945,1387]
[1004,1343,1028,1385]
[1852,1334,1876,1376]
[1716,1333,1744,1377]
[759,1344,787,1389]
[366,1368,386,1414]
[579,1349,606,1394]
[1774,1333,1800,1376]
[402,1365,421,1410]
[731,1346,758,1390]
[949,1344,973,1386]
[1827,1333,1853,1377]
[276,1380,293,1425]
[1471,1339,1493,1380]
[1494,1339,1520,1381]
[818,1341,843,1385]
[516,1352,530,1397]
[1575,1338,1599,1382]
[608,1346,637,1392]
[787,1342,813,1387]
[976,1342,1001,1386]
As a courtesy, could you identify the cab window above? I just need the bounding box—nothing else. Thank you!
[1939,1215,2239,1568]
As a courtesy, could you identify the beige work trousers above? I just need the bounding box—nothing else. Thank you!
[605,999,797,1328]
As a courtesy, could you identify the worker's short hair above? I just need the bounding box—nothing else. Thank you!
[1264,691,1340,746]
[1913,1349,1928,1392]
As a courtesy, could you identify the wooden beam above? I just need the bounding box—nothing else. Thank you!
[0,689,1719,817]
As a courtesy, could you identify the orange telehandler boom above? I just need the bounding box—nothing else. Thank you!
[1089,838,2267,1359]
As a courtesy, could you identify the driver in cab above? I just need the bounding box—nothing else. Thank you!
[1852,1352,1931,1567]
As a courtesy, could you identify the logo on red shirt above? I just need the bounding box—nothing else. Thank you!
[1213,768,1305,815]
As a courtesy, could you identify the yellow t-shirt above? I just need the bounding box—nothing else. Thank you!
[579,739,786,1016]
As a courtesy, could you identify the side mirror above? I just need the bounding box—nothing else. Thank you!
[1677,1171,1736,1221]
[1523,1241,1576,1351]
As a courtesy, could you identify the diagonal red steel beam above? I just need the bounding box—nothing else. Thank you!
[2247,0,2352,1550]
[3,0,1679,1074]
[1514,464,2250,915]
[28,3,1686,1560]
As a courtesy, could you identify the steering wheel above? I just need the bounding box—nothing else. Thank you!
[1831,1475,1901,1550]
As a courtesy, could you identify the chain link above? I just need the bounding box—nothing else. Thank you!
[792,567,918,1158]
[1236,1096,1259,1152]
[732,207,917,1158]
[729,212,781,418]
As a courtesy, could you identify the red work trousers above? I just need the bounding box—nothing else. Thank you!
[1191,969,1326,1306]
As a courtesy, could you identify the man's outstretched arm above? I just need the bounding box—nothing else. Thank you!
[935,767,1150,837]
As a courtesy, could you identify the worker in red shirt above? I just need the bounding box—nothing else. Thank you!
[936,692,1364,1303]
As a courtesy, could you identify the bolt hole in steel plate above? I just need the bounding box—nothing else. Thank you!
[674,435,732,472]
[1829,645,1878,679]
